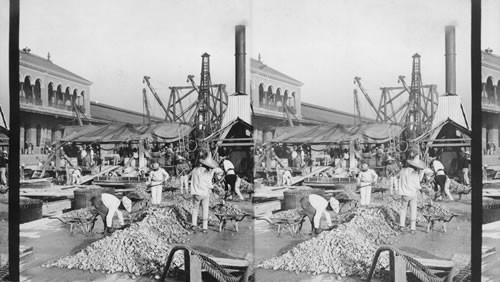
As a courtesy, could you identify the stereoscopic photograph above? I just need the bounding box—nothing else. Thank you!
[0,0,481,281]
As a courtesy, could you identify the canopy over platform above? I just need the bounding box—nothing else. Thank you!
[204,117,254,147]
[270,123,405,145]
[0,126,8,147]
[415,118,471,148]
[61,122,193,144]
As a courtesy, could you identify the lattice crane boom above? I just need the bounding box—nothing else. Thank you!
[143,76,170,120]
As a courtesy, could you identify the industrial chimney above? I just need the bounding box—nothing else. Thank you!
[445,25,456,95]
[235,25,246,95]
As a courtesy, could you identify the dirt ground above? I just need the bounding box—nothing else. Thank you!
[19,193,254,282]
[253,193,471,282]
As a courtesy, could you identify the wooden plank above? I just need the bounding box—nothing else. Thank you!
[392,254,407,282]
[20,190,75,198]
[290,166,330,186]
[414,258,454,270]
[42,199,72,216]
[79,165,120,184]
[210,257,250,268]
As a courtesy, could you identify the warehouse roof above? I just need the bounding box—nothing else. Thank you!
[19,50,92,85]
[90,101,163,124]
[251,58,303,86]
[301,102,374,125]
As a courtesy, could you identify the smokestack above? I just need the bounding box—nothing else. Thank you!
[445,25,456,95]
[235,25,246,95]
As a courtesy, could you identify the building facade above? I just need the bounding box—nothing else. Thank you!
[482,50,500,158]
[19,49,92,153]
[250,57,372,144]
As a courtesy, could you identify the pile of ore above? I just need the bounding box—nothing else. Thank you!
[258,207,394,277]
[62,208,96,219]
[448,179,471,194]
[44,206,190,276]
[271,209,302,220]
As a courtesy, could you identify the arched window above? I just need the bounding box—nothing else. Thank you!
[23,76,33,104]
[64,87,71,108]
[56,85,64,105]
[486,77,495,104]
[496,80,500,106]
[276,88,282,107]
[80,91,86,113]
[48,83,55,106]
[72,89,78,106]
[267,86,273,106]
[34,79,42,105]
[259,84,265,106]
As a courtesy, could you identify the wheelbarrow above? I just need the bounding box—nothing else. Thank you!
[51,213,99,234]
[254,214,309,237]
[214,213,251,232]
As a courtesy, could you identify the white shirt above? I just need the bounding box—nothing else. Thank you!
[222,159,235,175]
[149,168,169,186]
[358,169,378,185]
[191,167,214,196]
[432,160,445,175]
[398,167,423,198]
[309,194,328,210]
[291,151,298,160]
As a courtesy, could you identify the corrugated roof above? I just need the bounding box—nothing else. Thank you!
[431,94,469,130]
[90,101,163,124]
[222,94,252,127]
[251,58,303,86]
[301,102,374,125]
[19,50,92,85]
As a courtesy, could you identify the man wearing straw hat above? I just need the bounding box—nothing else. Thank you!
[175,156,191,195]
[148,162,170,205]
[357,162,378,206]
[190,155,219,234]
[398,157,426,234]
[385,155,400,195]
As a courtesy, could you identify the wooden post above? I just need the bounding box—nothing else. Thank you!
[138,140,146,168]
[392,254,407,282]
[186,251,202,281]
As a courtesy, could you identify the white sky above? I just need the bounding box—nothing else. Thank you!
[483,0,500,54]
[0,0,476,124]
[251,0,471,120]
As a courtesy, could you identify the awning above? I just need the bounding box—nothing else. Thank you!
[414,118,471,147]
[271,123,405,144]
[204,117,254,147]
[61,122,193,144]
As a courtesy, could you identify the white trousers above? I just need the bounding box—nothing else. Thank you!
[192,194,210,230]
[151,185,163,205]
[179,175,189,194]
[106,203,124,228]
[389,176,398,195]
[359,185,372,206]
[400,195,417,230]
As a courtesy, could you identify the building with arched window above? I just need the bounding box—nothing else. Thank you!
[482,50,500,158]
[251,57,373,143]
[19,49,93,153]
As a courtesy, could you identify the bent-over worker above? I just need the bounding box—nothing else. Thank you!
[357,162,378,206]
[221,156,244,201]
[90,193,132,235]
[300,194,340,234]
[148,162,169,205]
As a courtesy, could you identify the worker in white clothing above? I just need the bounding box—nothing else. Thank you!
[148,162,170,205]
[221,156,244,201]
[90,193,132,235]
[282,168,292,186]
[357,162,378,206]
[300,194,340,234]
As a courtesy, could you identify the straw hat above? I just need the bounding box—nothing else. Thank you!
[360,162,369,171]
[177,155,185,161]
[151,162,160,170]
[407,157,426,170]
[386,156,395,162]
[200,156,218,169]
[464,151,470,155]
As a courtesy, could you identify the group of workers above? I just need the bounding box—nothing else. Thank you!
[298,148,471,235]
[89,150,245,235]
